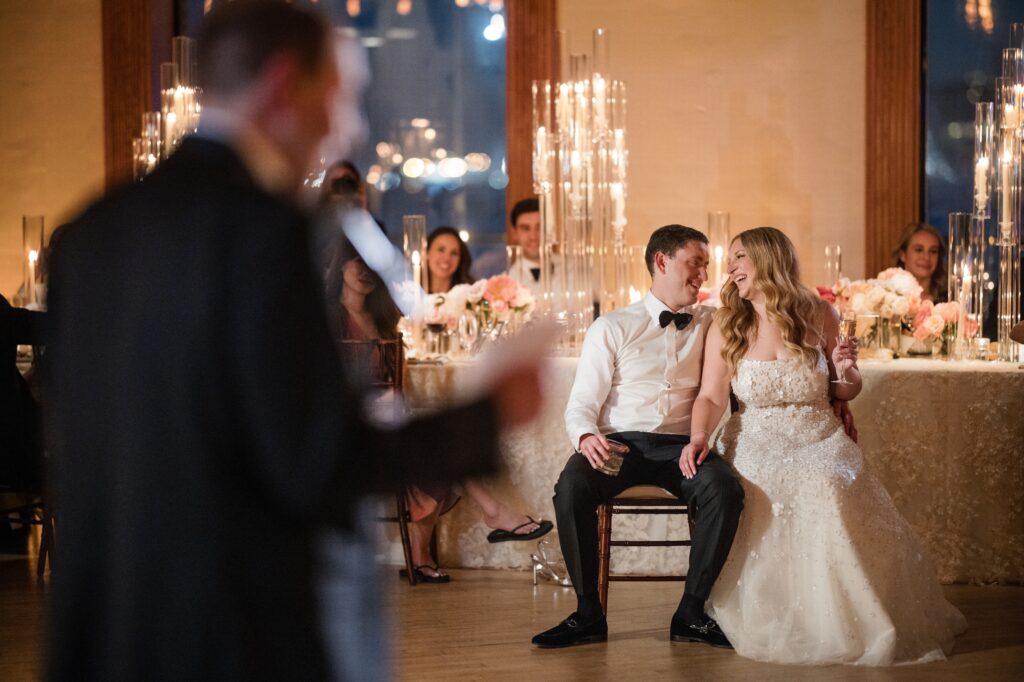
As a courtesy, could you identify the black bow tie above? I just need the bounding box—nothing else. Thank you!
[659,310,693,330]
[529,267,541,282]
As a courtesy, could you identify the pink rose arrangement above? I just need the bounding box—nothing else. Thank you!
[911,300,978,341]
[428,274,535,326]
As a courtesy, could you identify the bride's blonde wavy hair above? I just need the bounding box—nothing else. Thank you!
[717,227,823,376]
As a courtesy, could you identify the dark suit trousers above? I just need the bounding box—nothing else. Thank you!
[553,431,744,602]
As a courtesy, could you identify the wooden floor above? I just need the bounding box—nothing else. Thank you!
[3,534,1022,681]
[392,569,1024,681]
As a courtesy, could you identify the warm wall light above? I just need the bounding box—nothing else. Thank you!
[347,0,360,17]
[397,0,412,16]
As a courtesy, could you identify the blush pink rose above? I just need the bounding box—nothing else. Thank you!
[912,300,934,329]
[932,302,960,324]
[922,314,945,337]
[483,275,519,305]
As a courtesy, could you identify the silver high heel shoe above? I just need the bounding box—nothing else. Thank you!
[531,538,572,587]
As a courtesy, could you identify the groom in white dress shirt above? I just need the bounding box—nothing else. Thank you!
[532,225,744,649]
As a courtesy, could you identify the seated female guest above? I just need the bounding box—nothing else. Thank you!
[893,222,946,302]
[426,226,474,294]
[326,237,552,584]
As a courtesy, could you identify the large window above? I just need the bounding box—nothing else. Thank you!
[924,1,1024,229]
[346,1,508,274]
[924,0,1024,335]
[183,0,509,274]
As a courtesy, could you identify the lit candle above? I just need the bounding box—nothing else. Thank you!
[713,245,724,291]
[411,249,422,292]
[27,249,39,305]
[410,250,423,353]
[974,155,989,212]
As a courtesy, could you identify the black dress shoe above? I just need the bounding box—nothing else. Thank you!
[532,612,608,648]
[670,614,732,649]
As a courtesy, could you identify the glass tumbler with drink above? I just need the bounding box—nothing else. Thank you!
[598,438,630,476]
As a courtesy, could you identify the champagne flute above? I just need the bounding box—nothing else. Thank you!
[457,312,479,355]
[833,310,856,385]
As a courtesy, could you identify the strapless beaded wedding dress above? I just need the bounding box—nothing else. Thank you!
[708,352,966,666]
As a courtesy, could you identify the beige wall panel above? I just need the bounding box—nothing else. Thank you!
[0,0,105,298]
[559,0,867,282]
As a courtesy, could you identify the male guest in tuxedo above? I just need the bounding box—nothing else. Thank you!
[44,2,541,681]
[506,197,560,299]
[532,225,744,649]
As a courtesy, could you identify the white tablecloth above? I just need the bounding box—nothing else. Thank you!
[851,358,1024,583]
[397,356,1024,584]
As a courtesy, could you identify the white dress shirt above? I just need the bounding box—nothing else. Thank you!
[507,255,562,301]
[564,291,714,449]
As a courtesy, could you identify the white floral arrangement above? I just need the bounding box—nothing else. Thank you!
[425,274,535,328]
[831,267,924,320]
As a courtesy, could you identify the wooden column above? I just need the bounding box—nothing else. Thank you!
[102,0,152,191]
[865,0,923,277]
[505,0,557,237]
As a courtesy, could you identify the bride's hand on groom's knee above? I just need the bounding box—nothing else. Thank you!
[679,440,710,480]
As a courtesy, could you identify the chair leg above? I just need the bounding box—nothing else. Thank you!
[596,504,611,615]
[395,492,417,585]
[37,501,53,578]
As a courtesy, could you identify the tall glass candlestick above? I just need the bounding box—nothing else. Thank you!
[707,211,730,296]
[948,212,974,360]
[532,79,556,314]
[532,28,630,352]
[22,216,44,307]
[996,69,1022,361]
[972,102,995,335]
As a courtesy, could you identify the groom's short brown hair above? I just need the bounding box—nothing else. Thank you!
[644,225,709,275]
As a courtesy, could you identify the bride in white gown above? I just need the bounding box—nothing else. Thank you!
[680,227,965,666]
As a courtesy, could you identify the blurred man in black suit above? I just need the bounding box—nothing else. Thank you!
[44,2,542,680]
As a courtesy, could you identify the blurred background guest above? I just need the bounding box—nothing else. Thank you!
[319,231,399,682]
[426,226,474,294]
[892,222,947,303]
[324,233,552,584]
[0,295,45,550]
